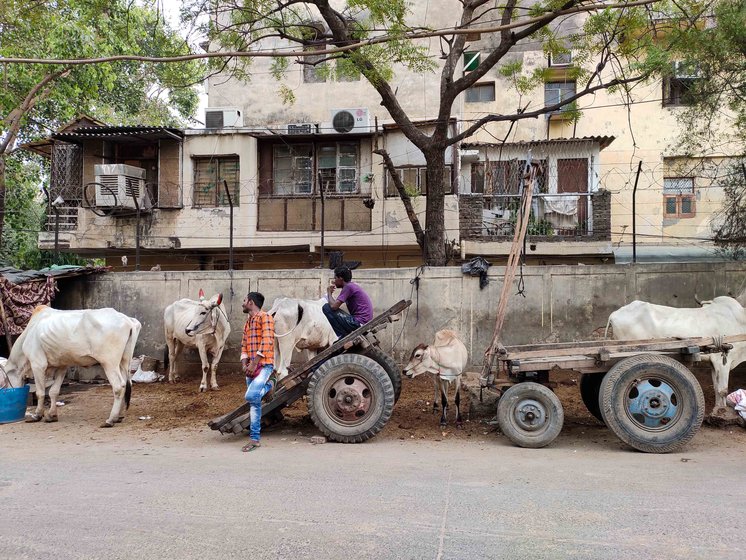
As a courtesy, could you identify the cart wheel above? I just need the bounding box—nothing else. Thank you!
[497,382,564,448]
[359,346,402,403]
[307,353,395,443]
[580,373,605,424]
[599,354,704,453]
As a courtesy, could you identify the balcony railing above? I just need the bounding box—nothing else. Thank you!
[480,193,594,238]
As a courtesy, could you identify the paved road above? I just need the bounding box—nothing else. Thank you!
[1,423,743,560]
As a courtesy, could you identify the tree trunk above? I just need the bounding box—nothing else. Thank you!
[0,155,5,247]
[423,149,448,266]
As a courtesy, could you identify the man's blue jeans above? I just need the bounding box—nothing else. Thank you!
[322,303,361,338]
[244,365,273,441]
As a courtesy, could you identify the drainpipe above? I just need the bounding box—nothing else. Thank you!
[223,180,234,272]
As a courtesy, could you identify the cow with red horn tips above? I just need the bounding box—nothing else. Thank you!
[164,290,230,392]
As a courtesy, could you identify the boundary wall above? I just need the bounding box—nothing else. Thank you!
[55,263,746,371]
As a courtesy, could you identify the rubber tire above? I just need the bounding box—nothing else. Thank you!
[497,382,564,449]
[359,346,402,403]
[579,373,605,424]
[307,353,395,443]
[599,354,704,453]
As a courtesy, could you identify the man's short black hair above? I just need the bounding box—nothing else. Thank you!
[334,266,352,283]
[246,292,264,308]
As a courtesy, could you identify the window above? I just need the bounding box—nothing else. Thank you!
[663,77,697,106]
[193,156,239,207]
[544,81,576,112]
[303,46,327,83]
[385,165,453,196]
[663,177,695,217]
[663,61,700,106]
[549,52,572,66]
[318,143,359,193]
[272,143,359,195]
[465,83,495,103]
[273,145,312,195]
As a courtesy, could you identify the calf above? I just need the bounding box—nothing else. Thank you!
[404,330,469,428]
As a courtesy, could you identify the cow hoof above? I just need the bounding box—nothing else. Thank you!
[456,422,464,430]
[44,415,58,423]
[25,414,42,423]
[211,385,220,391]
[439,422,447,429]
[705,408,740,427]
[199,386,207,393]
[116,417,125,423]
[100,421,115,428]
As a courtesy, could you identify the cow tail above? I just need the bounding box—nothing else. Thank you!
[125,378,132,410]
[123,319,142,411]
[604,315,612,339]
[297,303,304,324]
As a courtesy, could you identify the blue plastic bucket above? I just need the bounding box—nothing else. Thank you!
[0,385,30,424]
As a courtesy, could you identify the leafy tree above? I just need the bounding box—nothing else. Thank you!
[189,0,683,265]
[0,0,204,258]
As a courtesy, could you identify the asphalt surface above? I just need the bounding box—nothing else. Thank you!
[2,420,744,560]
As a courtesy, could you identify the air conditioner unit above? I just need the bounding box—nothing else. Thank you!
[286,123,317,135]
[322,108,370,134]
[204,107,243,128]
[94,164,146,208]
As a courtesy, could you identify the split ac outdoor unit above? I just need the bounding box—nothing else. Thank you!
[94,164,147,209]
[321,108,370,134]
[286,123,318,135]
[205,107,243,128]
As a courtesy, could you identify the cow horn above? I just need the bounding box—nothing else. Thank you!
[198,288,205,301]
[694,294,703,306]
[216,293,223,306]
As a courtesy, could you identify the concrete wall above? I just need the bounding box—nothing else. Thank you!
[54,263,746,374]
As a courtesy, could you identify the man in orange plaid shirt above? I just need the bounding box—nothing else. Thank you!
[240,291,275,452]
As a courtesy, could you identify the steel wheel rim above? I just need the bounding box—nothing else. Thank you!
[511,397,548,432]
[623,377,681,430]
[323,372,376,426]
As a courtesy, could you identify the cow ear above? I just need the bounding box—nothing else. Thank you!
[216,293,223,306]
[198,288,205,301]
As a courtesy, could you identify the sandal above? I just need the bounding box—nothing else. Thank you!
[241,440,261,452]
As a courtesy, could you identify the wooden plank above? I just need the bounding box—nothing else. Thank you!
[208,299,412,431]
[501,334,746,361]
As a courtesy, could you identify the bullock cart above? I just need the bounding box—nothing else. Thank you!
[484,334,746,453]
[208,299,411,443]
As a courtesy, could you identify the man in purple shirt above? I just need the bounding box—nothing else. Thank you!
[323,266,374,338]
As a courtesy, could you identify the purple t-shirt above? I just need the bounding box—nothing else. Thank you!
[338,282,373,324]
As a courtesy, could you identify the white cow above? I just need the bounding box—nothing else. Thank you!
[268,297,337,380]
[606,296,746,415]
[0,305,141,428]
[164,291,231,392]
[403,330,469,428]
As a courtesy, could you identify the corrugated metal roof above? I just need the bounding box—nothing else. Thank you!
[53,126,183,143]
[462,136,616,151]
[0,265,109,285]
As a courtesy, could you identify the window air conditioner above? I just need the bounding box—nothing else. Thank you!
[286,123,318,135]
[204,107,243,128]
[321,108,370,134]
[94,164,147,208]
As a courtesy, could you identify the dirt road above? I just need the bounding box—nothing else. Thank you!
[1,373,745,559]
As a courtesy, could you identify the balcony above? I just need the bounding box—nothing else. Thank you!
[460,190,611,241]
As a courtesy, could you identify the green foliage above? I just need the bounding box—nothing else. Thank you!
[712,160,746,257]
[0,0,203,146]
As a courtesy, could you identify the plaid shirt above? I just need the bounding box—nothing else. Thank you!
[240,310,275,367]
